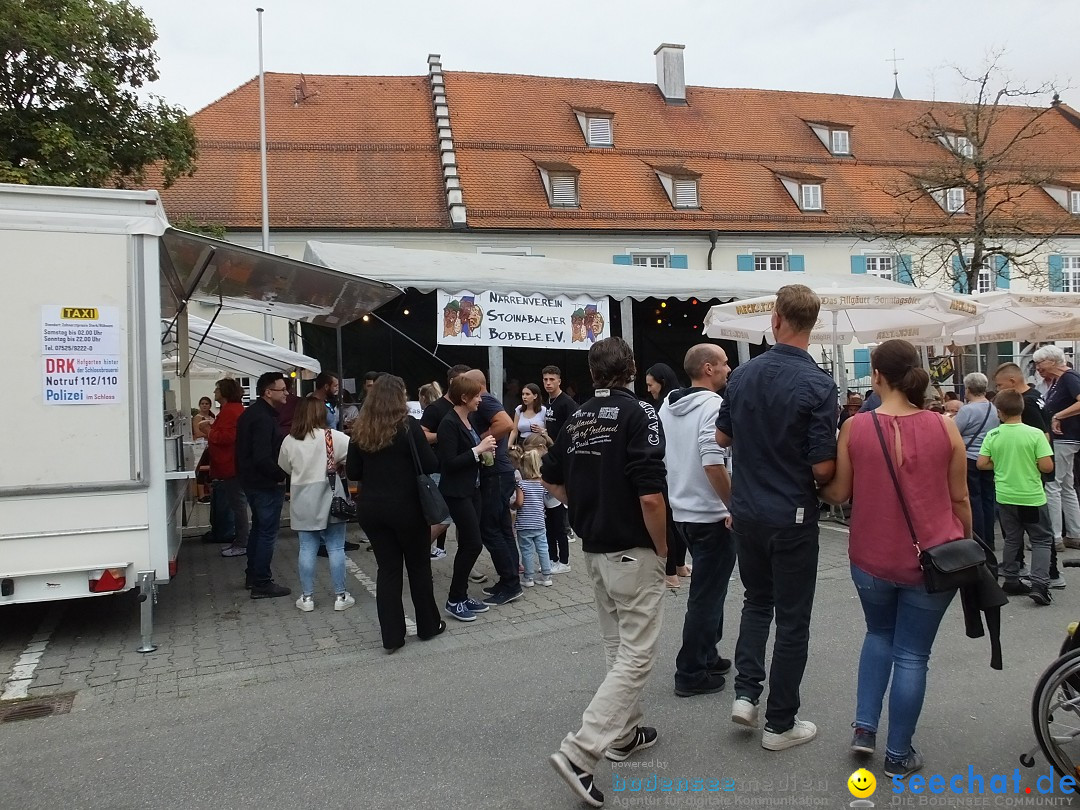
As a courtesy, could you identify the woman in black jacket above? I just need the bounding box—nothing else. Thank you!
[436,374,497,623]
[645,362,692,587]
[348,375,443,652]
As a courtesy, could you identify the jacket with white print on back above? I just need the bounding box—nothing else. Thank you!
[659,387,730,524]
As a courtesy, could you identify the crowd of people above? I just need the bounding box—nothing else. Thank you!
[187,283,1080,808]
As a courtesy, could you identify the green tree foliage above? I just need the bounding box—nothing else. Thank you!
[0,0,198,188]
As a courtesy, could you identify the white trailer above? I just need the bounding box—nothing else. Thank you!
[0,184,400,649]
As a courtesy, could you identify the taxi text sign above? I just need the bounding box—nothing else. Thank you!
[41,305,122,404]
[436,290,610,350]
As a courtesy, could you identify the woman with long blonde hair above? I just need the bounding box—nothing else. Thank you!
[348,375,444,651]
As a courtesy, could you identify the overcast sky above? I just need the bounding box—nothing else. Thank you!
[134,0,1076,113]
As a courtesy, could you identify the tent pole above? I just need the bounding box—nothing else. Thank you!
[620,298,634,350]
[975,323,982,374]
[488,346,504,407]
[831,310,841,390]
[336,326,345,394]
[737,341,750,367]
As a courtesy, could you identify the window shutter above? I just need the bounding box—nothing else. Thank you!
[587,117,612,146]
[612,255,632,266]
[673,180,699,208]
[737,255,754,272]
[897,255,914,285]
[853,348,871,379]
[952,255,969,294]
[995,256,1010,290]
[670,255,689,269]
[551,175,578,206]
[850,256,867,274]
[1050,255,1065,292]
[789,255,805,272]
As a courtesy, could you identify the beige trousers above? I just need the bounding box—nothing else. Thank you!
[560,547,666,771]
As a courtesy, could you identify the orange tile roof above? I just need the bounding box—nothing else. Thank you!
[150,67,1080,235]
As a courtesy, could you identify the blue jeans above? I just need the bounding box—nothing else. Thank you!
[966,460,996,550]
[297,523,347,596]
[517,530,551,578]
[851,563,955,759]
[674,521,737,691]
[210,480,235,542]
[244,487,285,587]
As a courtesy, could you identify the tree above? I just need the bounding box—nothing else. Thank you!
[0,0,197,188]
[848,59,1075,293]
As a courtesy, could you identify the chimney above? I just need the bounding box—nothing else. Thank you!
[654,43,686,104]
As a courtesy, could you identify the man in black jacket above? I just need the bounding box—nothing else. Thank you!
[237,372,290,598]
[542,337,668,808]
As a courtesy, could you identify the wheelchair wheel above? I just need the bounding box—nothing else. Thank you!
[1032,647,1080,780]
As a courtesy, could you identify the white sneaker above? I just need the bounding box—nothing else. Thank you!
[522,577,535,588]
[334,592,356,611]
[731,697,759,727]
[551,561,571,574]
[761,718,818,751]
[430,546,447,560]
[295,595,314,612]
[540,576,553,587]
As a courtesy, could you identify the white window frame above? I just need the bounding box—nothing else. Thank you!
[865,255,895,281]
[946,187,965,213]
[976,268,995,294]
[631,254,669,269]
[1063,256,1080,293]
[549,173,579,208]
[954,135,974,158]
[754,254,788,273]
[1071,190,1080,215]
[673,178,699,209]
[800,183,823,211]
[585,117,613,147]
[830,129,850,155]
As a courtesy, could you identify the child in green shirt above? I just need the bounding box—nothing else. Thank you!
[977,389,1056,605]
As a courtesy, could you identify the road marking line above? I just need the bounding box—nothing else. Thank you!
[344,556,416,635]
[1,607,62,701]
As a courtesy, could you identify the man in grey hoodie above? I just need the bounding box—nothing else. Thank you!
[659,343,735,698]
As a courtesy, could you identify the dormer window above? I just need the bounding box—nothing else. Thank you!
[1039,184,1080,214]
[801,184,823,211]
[653,165,701,209]
[805,121,853,156]
[946,187,965,213]
[534,160,580,208]
[938,133,974,158]
[774,171,826,212]
[573,108,614,147]
[1072,190,1080,215]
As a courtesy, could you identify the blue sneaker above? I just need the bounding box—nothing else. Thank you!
[462,596,490,614]
[444,600,476,622]
[482,588,523,607]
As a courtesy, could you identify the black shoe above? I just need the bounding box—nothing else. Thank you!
[1029,586,1054,606]
[250,582,291,599]
[549,753,604,808]
[385,641,405,654]
[316,546,329,558]
[605,725,658,761]
[344,541,360,551]
[674,672,726,697]
[481,585,500,597]
[419,621,447,641]
[244,577,254,590]
[1002,579,1032,595]
[708,657,733,676]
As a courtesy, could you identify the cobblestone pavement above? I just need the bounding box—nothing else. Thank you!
[0,519,853,710]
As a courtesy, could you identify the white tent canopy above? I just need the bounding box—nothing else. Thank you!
[304,241,914,302]
[162,315,321,378]
[927,291,1080,345]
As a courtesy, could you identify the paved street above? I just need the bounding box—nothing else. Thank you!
[2,520,1079,809]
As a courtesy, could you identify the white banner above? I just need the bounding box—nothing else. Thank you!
[436,291,610,350]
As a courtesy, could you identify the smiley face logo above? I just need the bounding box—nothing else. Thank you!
[848,769,876,798]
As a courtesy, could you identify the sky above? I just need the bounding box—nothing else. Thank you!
[133,0,1077,113]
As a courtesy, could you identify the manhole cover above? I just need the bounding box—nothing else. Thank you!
[0,692,76,723]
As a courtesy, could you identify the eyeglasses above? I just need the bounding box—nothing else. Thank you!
[267,386,288,393]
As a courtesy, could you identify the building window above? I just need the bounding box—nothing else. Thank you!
[632,255,669,269]
[1064,256,1080,292]
[672,179,699,209]
[800,184,823,211]
[550,174,579,207]
[830,129,850,155]
[976,268,994,293]
[586,117,613,147]
[1071,190,1080,215]
[940,133,974,158]
[754,254,788,273]
[946,187,965,213]
[865,255,894,280]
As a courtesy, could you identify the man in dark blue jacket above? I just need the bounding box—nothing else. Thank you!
[236,372,290,598]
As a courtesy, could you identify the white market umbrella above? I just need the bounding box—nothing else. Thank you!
[161,316,322,378]
[937,291,1080,345]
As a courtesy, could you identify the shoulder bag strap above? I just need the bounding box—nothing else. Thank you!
[405,419,423,475]
[870,411,923,558]
[964,402,992,451]
[325,429,339,490]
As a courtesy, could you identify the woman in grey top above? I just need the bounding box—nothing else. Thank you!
[955,371,1000,549]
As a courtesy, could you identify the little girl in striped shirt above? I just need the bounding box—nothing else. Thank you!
[515,449,552,587]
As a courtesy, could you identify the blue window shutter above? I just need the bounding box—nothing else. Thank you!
[853,349,871,379]
[995,255,1010,290]
[898,255,914,285]
[613,255,632,265]
[737,254,754,272]
[670,254,688,269]
[1049,255,1064,292]
[850,256,867,275]
[952,255,969,294]
[789,254,805,272]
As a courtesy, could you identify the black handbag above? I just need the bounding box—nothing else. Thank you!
[872,411,986,593]
[325,430,358,522]
[407,423,450,525]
